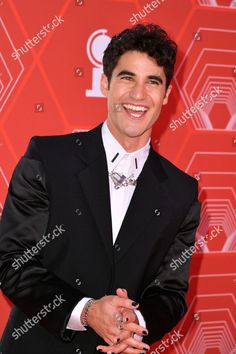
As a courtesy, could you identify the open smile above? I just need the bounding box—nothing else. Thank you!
[122,103,149,119]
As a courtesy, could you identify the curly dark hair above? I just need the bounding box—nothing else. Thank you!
[103,23,177,89]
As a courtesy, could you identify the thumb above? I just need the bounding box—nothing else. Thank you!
[116,288,128,298]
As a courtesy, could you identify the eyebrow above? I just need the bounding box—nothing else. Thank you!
[117,70,163,85]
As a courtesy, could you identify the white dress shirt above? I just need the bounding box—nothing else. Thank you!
[67,121,150,334]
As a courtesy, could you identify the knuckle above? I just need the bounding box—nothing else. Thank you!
[111,296,117,304]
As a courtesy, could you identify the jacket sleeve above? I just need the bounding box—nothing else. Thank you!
[139,195,201,344]
[0,137,84,341]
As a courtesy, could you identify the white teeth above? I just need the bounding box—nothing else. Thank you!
[123,104,147,112]
[130,112,143,118]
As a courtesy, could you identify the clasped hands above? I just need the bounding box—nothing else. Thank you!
[86,288,150,354]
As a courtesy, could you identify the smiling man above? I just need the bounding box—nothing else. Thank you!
[0,24,201,354]
[102,50,171,151]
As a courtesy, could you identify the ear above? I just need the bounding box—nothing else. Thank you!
[100,73,109,97]
[162,84,172,105]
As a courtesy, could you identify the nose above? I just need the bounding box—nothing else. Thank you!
[129,81,146,100]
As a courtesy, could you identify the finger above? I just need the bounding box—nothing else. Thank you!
[97,340,149,354]
[97,342,128,354]
[122,348,148,354]
[97,330,134,353]
[97,341,148,354]
[103,333,124,347]
[116,288,128,298]
[97,346,144,354]
[122,322,148,337]
[122,347,149,354]
[121,336,150,352]
[100,325,124,346]
[97,331,150,353]
[112,296,139,310]
[121,309,136,323]
[111,329,132,343]
[103,325,122,339]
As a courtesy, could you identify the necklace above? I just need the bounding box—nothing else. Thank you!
[109,155,138,189]
[110,171,137,189]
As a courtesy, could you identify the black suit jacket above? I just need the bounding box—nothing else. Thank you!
[0,123,201,354]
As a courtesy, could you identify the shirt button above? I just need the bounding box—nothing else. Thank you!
[75,208,82,215]
[114,244,121,251]
[75,138,82,146]
[154,209,161,216]
[75,278,82,286]
[36,174,42,181]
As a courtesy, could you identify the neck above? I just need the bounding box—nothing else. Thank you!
[106,120,151,153]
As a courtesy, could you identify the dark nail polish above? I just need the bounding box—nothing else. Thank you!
[143,347,149,350]
[142,330,148,335]
[132,301,139,306]
[117,338,120,343]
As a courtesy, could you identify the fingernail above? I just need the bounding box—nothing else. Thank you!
[143,347,149,350]
[132,301,139,306]
[117,338,120,343]
[126,317,129,322]
[142,330,148,335]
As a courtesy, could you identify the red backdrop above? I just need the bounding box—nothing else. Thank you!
[0,0,236,353]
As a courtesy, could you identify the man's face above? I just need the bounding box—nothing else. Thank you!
[101,50,172,141]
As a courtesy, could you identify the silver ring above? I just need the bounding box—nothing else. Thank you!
[114,312,123,322]
[113,312,123,329]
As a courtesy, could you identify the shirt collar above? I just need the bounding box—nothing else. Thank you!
[101,120,151,172]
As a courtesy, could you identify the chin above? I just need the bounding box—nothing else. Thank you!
[124,127,146,138]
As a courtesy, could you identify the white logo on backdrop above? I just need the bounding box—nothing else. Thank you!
[86,29,111,97]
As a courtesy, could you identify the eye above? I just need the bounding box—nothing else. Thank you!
[149,79,160,85]
[121,75,133,81]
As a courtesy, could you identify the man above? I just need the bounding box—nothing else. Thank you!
[0,24,201,354]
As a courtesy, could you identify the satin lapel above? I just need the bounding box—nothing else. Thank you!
[114,147,169,263]
[74,124,113,264]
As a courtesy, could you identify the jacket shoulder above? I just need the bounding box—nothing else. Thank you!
[157,152,198,195]
[23,126,99,160]
[23,133,77,160]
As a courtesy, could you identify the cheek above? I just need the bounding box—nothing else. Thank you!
[152,95,165,110]
[112,83,130,97]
